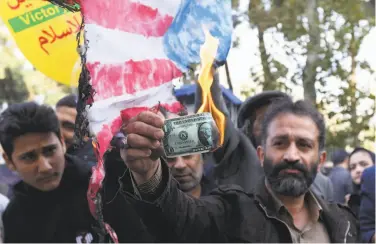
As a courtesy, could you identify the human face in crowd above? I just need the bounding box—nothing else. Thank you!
[3,132,66,191]
[56,106,77,148]
[162,112,204,194]
[166,154,204,193]
[257,113,326,197]
[251,104,269,147]
[349,151,373,185]
[163,112,204,193]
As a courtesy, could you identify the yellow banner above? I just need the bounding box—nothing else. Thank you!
[0,0,82,86]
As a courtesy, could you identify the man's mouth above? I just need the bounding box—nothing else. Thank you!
[174,174,191,181]
[282,169,300,174]
[37,174,58,183]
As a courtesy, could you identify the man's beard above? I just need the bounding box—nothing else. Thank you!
[171,168,202,193]
[263,156,318,197]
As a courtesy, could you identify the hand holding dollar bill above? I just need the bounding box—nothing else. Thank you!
[162,113,220,158]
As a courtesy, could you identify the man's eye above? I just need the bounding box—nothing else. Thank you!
[360,161,370,167]
[273,141,283,146]
[21,153,37,162]
[298,142,312,149]
[44,146,57,156]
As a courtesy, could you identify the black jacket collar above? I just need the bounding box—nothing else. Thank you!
[253,176,357,243]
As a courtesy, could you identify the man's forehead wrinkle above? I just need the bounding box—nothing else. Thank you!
[269,130,316,143]
[268,115,317,138]
[12,132,58,155]
[271,134,289,140]
[16,142,56,154]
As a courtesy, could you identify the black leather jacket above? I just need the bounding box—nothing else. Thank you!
[125,162,359,243]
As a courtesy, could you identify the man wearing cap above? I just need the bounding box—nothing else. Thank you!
[238,91,290,149]
[237,91,334,202]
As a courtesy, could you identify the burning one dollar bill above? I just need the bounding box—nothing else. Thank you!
[162,113,220,158]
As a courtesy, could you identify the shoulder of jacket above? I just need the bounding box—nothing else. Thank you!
[335,203,358,220]
[216,184,245,192]
[211,184,254,198]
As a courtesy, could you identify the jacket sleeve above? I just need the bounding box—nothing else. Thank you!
[359,167,375,243]
[326,176,335,203]
[102,151,156,242]
[125,162,242,242]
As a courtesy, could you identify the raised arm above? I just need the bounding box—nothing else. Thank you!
[118,111,242,242]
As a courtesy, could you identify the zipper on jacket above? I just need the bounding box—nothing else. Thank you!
[344,221,350,243]
[258,203,292,240]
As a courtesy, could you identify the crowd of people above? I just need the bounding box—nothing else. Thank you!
[0,75,374,243]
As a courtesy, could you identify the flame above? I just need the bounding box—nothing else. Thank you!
[197,28,225,146]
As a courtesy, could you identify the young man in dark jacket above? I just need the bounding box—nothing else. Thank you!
[120,98,358,243]
[0,102,153,243]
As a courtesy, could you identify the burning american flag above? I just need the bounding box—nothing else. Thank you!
[48,0,232,242]
[84,0,232,157]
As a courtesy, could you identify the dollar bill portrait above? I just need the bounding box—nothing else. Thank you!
[197,122,212,147]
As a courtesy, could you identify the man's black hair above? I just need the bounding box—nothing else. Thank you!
[331,149,349,165]
[237,91,291,129]
[56,94,78,108]
[237,91,291,148]
[0,102,61,159]
[349,147,375,164]
[261,99,326,151]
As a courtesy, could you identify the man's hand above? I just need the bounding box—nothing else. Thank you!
[344,194,350,205]
[120,111,165,185]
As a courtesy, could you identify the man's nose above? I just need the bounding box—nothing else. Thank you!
[354,164,362,173]
[37,157,53,173]
[283,144,300,162]
[173,157,187,169]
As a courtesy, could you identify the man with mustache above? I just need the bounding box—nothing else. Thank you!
[160,109,216,198]
[119,98,358,242]
[237,91,334,202]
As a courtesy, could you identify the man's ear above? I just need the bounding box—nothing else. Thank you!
[3,153,16,172]
[257,146,265,167]
[60,133,67,154]
[319,151,327,169]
